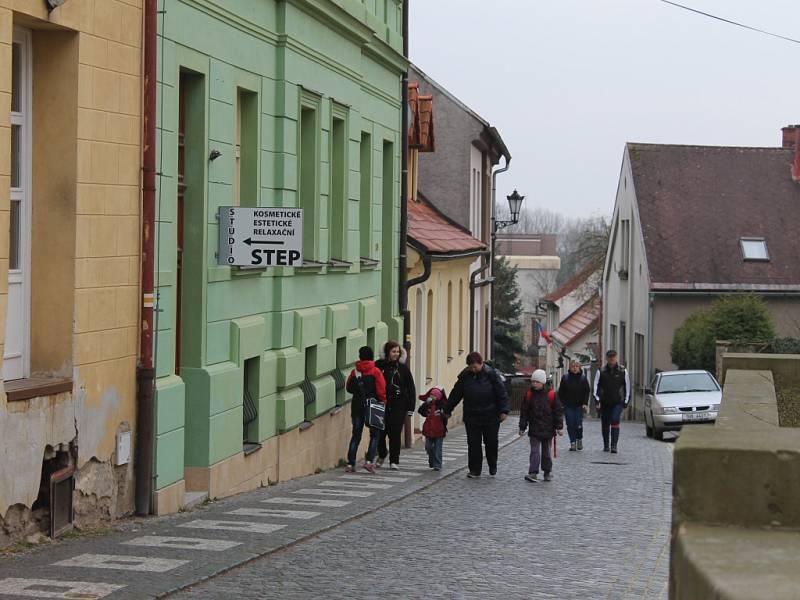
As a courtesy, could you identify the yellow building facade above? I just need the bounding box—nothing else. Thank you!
[0,0,142,546]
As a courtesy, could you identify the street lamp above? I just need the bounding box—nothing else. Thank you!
[494,189,525,233]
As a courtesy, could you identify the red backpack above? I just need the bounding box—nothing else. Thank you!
[524,388,556,407]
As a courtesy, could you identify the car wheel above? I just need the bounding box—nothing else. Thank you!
[654,426,664,441]
[645,412,654,438]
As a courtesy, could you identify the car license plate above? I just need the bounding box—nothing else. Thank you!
[683,412,710,422]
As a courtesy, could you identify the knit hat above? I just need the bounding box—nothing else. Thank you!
[531,369,547,384]
[358,346,374,361]
[419,387,444,401]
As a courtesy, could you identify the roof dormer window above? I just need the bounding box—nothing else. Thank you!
[740,238,769,261]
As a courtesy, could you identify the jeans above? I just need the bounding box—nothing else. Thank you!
[347,415,379,466]
[600,403,625,448]
[377,408,406,464]
[465,420,500,475]
[564,406,584,443]
[425,437,444,469]
[528,435,553,474]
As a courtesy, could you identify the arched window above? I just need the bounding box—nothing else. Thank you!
[426,290,434,383]
[446,281,453,360]
[458,279,464,353]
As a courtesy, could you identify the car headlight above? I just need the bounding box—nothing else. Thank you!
[711,404,721,411]
[659,406,680,415]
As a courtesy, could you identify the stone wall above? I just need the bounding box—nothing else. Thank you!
[670,359,800,599]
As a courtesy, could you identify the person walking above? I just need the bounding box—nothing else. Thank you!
[345,346,387,473]
[593,349,630,454]
[445,352,510,478]
[519,369,564,482]
[375,341,416,470]
[558,360,591,451]
[418,387,448,471]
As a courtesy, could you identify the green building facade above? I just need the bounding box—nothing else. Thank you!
[152,0,406,510]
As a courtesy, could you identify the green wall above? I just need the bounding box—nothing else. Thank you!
[153,0,406,489]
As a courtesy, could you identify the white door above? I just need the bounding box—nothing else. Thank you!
[4,28,31,381]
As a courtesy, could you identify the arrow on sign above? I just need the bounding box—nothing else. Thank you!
[244,238,284,246]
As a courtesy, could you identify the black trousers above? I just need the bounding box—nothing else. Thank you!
[377,408,406,463]
[465,420,500,475]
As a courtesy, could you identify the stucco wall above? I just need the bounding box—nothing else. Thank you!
[410,65,486,232]
[603,147,652,409]
[151,0,406,506]
[652,296,800,373]
[0,0,142,542]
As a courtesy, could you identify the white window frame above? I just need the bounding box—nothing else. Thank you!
[4,27,32,381]
[740,237,769,262]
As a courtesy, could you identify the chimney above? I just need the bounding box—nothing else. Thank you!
[781,125,800,149]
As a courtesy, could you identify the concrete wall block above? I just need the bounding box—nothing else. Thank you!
[326,303,350,340]
[250,392,278,442]
[276,387,305,432]
[230,314,267,366]
[210,59,235,104]
[259,350,279,397]
[208,361,244,416]
[208,406,244,466]
[374,320,390,351]
[345,328,366,364]
[155,374,186,436]
[307,375,336,418]
[276,346,304,388]
[308,338,335,378]
[359,298,379,329]
[206,320,231,365]
[294,307,323,349]
[155,427,185,491]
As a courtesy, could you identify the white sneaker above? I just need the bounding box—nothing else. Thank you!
[390,463,399,470]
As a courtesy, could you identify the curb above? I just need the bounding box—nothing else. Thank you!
[161,427,523,598]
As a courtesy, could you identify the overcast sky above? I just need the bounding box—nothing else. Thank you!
[410,0,800,219]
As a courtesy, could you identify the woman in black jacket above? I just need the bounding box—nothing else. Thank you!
[557,360,591,451]
[375,340,416,469]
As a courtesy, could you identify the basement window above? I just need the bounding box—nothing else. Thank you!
[740,238,769,261]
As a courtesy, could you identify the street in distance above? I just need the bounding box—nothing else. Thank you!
[218,207,304,267]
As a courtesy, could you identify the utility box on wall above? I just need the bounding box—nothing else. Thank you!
[116,431,131,466]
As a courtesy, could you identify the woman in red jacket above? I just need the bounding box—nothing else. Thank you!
[344,346,387,473]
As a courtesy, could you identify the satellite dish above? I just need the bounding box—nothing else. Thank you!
[47,0,67,10]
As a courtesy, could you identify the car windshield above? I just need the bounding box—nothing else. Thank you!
[657,372,719,394]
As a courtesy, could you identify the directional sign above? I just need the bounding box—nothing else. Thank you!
[218,207,303,267]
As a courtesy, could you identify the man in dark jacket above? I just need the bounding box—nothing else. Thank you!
[558,360,591,451]
[445,352,510,478]
[593,350,630,453]
[345,346,387,473]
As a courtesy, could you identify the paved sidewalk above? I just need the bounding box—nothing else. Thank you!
[0,420,521,599]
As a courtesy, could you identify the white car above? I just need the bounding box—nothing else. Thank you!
[644,370,722,440]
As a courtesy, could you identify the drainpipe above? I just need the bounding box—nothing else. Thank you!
[488,150,511,361]
[135,0,157,516]
[399,0,410,351]
[399,0,411,448]
[469,250,492,352]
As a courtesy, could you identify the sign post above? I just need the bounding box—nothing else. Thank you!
[218,207,303,267]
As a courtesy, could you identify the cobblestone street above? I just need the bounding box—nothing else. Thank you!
[0,420,672,599]
[173,420,672,600]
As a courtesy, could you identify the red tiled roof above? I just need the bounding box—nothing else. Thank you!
[408,194,486,255]
[552,295,600,346]
[629,143,800,288]
[543,262,599,303]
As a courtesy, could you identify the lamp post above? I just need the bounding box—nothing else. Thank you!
[489,189,525,366]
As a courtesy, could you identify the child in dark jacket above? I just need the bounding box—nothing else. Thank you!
[519,369,564,482]
[418,387,448,471]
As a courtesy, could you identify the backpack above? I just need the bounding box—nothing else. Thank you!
[355,371,385,430]
[525,388,556,408]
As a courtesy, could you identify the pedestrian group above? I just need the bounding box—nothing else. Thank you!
[345,342,629,482]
